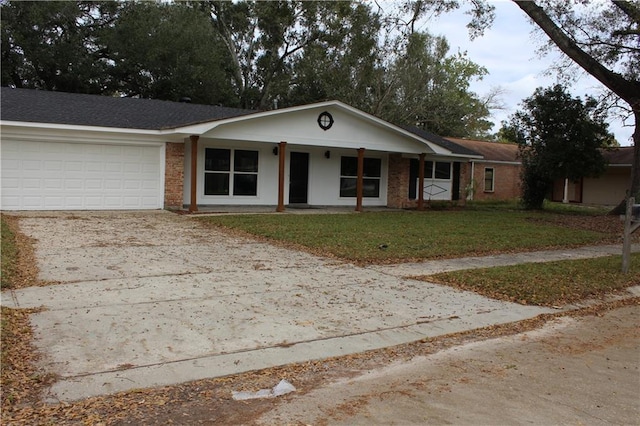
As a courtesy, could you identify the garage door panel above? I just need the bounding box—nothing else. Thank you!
[66,162,84,172]
[45,180,63,189]
[1,140,163,210]
[85,180,103,189]
[44,197,64,209]
[23,160,42,171]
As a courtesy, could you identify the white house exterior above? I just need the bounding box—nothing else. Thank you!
[0,88,478,211]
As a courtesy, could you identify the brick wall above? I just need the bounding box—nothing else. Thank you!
[164,142,185,209]
[457,162,470,205]
[387,154,411,208]
[470,162,521,201]
[387,154,426,209]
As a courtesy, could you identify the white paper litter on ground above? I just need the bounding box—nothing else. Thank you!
[232,379,296,400]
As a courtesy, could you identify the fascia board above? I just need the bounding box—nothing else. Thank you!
[471,159,521,165]
[0,121,168,145]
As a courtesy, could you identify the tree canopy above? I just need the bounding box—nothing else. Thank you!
[1,1,118,94]
[502,84,615,209]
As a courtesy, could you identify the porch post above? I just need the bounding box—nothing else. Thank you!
[276,141,287,212]
[189,135,199,213]
[418,153,426,211]
[356,147,365,212]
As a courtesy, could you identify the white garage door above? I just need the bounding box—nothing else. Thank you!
[1,140,163,210]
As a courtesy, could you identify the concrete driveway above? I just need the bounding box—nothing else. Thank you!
[2,211,554,402]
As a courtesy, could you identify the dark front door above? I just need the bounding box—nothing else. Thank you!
[289,152,309,204]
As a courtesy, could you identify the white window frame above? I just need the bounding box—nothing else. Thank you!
[339,156,382,198]
[484,167,495,193]
[204,148,259,197]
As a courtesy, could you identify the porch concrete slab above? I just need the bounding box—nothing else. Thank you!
[2,211,626,402]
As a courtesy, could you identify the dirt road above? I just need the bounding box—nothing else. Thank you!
[256,304,639,425]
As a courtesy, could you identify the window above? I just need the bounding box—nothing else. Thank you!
[434,162,451,179]
[484,167,494,192]
[409,159,454,200]
[340,156,381,198]
[411,160,452,181]
[204,148,258,196]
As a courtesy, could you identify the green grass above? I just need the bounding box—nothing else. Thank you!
[1,215,18,289]
[425,253,640,306]
[464,199,611,216]
[200,210,613,264]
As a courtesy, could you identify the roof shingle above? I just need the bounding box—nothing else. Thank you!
[602,146,634,165]
[401,126,481,156]
[445,137,520,162]
[1,87,256,130]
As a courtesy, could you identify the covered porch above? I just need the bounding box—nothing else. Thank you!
[169,101,460,213]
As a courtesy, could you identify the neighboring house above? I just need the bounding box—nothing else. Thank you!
[551,147,634,205]
[1,88,479,211]
[445,138,522,201]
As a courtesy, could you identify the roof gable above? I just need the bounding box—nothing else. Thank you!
[195,101,451,154]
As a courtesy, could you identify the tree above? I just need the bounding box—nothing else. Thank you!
[104,2,235,105]
[379,32,493,138]
[502,85,615,209]
[511,1,640,209]
[196,1,385,110]
[1,1,118,93]
[278,1,384,112]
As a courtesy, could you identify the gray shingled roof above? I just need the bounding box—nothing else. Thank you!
[2,88,473,156]
[1,87,256,130]
[401,125,481,156]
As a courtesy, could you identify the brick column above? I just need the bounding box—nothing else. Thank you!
[387,154,411,208]
[164,142,185,210]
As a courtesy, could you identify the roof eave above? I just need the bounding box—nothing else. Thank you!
[0,120,183,142]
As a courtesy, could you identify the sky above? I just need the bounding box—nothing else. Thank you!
[422,0,634,146]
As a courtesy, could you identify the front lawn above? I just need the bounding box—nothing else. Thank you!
[1,215,18,289]
[200,210,617,264]
[0,215,51,411]
[422,253,640,306]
